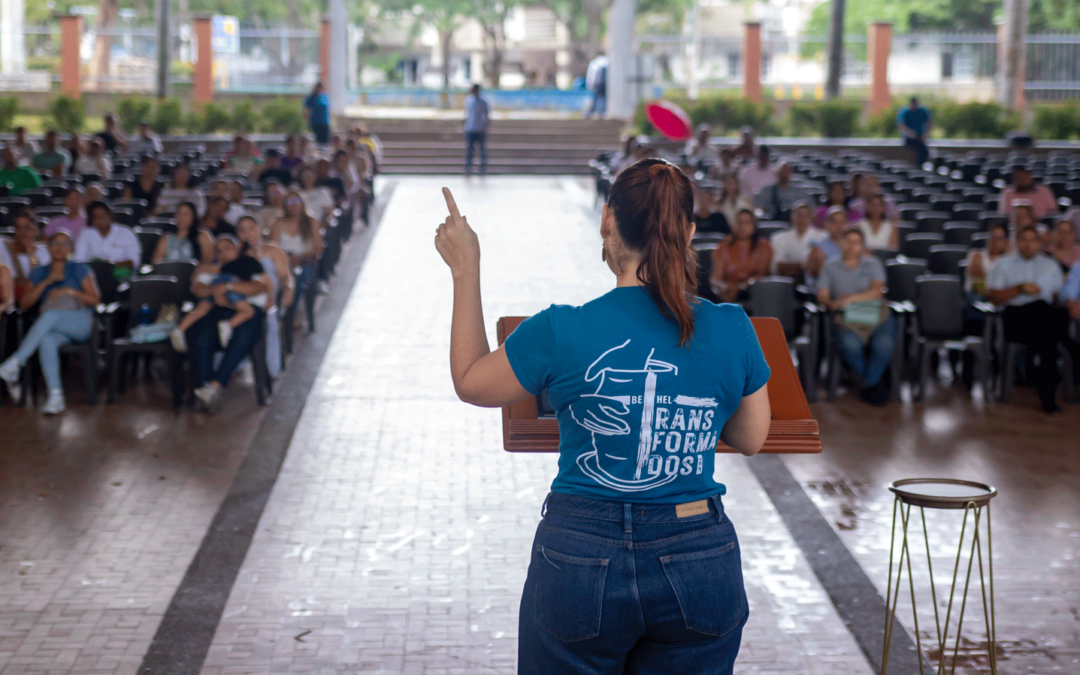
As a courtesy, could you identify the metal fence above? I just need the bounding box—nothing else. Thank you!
[215,28,321,94]
[636,31,1080,101]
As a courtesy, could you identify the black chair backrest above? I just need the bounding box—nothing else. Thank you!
[112,198,148,221]
[978,211,1009,230]
[902,232,944,260]
[133,227,164,267]
[151,261,196,294]
[915,211,950,234]
[943,222,980,246]
[696,212,729,234]
[871,248,899,266]
[693,243,718,300]
[757,224,788,240]
[0,197,31,212]
[915,275,965,339]
[747,277,797,339]
[928,244,969,276]
[897,203,927,222]
[125,275,180,331]
[886,259,928,302]
[20,188,53,208]
[33,206,68,220]
[88,260,120,304]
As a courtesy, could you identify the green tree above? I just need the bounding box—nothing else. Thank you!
[542,0,611,77]
[382,0,473,91]
[804,0,1000,37]
[1029,0,1080,31]
[470,0,522,87]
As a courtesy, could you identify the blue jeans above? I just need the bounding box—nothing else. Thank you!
[589,92,607,117]
[12,310,92,391]
[834,315,897,388]
[186,305,264,389]
[519,492,748,675]
[465,132,487,176]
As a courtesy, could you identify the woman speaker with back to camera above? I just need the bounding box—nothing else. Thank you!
[434,158,772,674]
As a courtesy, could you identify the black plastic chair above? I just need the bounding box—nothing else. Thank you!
[871,248,899,266]
[897,203,927,222]
[757,224,788,241]
[20,188,53,208]
[902,233,944,260]
[112,198,148,222]
[151,260,196,297]
[12,305,102,407]
[106,275,183,406]
[912,276,993,402]
[693,242,719,303]
[133,227,164,267]
[823,304,906,403]
[928,245,969,276]
[33,206,69,220]
[943,222,981,246]
[978,211,1009,231]
[915,211,950,234]
[746,277,819,402]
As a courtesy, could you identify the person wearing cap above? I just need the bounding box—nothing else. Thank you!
[74,201,142,270]
[738,145,776,198]
[989,225,1080,414]
[684,124,715,168]
[754,162,807,221]
[127,120,163,156]
[731,126,756,158]
[999,166,1059,220]
[770,202,827,281]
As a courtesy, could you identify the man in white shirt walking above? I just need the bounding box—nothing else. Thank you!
[74,201,142,270]
[585,52,609,119]
[463,84,490,177]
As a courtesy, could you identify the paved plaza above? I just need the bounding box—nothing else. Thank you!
[1,176,1077,675]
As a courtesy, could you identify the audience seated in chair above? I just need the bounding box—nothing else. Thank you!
[297,166,335,224]
[0,147,42,196]
[816,228,895,406]
[814,181,861,229]
[737,144,776,199]
[709,209,773,304]
[200,196,238,238]
[713,172,752,231]
[849,174,900,221]
[256,182,286,233]
[988,226,1080,414]
[999,166,1058,220]
[30,130,71,177]
[155,163,205,216]
[171,237,257,355]
[806,206,851,289]
[854,194,900,251]
[770,203,826,283]
[123,155,164,213]
[754,162,807,222]
[236,215,292,379]
[271,190,323,331]
[1,210,50,292]
[73,139,112,179]
[95,114,127,155]
[151,201,213,265]
[74,201,142,272]
[1048,219,1080,273]
[126,121,163,156]
[43,186,88,242]
[182,235,271,414]
[965,223,1011,302]
[0,230,101,414]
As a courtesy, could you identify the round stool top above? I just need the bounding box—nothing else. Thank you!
[888,478,997,509]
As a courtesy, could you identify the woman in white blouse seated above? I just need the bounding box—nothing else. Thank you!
[72,139,112,179]
[155,164,205,216]
[1,209,50,301]
[297,166,335,223]
[854,194,899,251]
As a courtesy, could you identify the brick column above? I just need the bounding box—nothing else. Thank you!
[193,16,213,103]
[868,22,892,113]
[58,15,82,99]
[321,19,331,85]
[743,22,762,104]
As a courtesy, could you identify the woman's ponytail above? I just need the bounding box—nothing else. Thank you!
[608,159,698,346]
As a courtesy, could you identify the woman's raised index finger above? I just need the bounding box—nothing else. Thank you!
[442,188,463,223]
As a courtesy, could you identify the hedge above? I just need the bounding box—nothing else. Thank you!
[788,101,862,138]
[1031,101,1080,140]
[0,96,19,132]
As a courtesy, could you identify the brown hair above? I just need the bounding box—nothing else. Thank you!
[607,158,698,346]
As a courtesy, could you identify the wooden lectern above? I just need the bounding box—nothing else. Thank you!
[496,316,821,454]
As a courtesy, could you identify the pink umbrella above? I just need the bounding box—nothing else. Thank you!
[645,100,694,141]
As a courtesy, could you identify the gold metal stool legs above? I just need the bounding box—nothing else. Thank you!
[881,497,997,675]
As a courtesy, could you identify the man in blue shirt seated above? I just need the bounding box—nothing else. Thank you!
[897,97,932,167]
[988,226,1080,414]
[1064,259,1080,321]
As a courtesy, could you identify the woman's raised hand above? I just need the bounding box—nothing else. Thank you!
[434,188,480,279]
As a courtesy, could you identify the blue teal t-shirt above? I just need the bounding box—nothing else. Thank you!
[504,287,770,504]
[29,262,91,310]
[897,107,931,137]
[304,93,330,127]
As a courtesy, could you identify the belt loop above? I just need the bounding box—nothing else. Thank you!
[541,494,549,519]
[623,503,633,534]
[710,495,724,522]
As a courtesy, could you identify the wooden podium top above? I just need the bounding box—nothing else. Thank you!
[496,316,821,454]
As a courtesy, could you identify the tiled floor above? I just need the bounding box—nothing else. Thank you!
[2,175,1076,675]
[198,177,871,675]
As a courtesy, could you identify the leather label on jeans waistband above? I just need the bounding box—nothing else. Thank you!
[676,500,709,518]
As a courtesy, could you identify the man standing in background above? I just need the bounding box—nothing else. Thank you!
[897,97,932,167]
[464,84,490,178]
[585,51,609,119]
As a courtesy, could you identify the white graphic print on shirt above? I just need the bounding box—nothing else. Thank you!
[569,340,719,492]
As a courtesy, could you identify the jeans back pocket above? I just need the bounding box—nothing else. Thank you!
[531,545,610,642]
[660,542,748,637]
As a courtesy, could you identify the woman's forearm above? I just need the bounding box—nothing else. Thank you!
[449,271,489,394]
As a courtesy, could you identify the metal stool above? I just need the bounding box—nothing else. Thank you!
[882,479,998,675]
